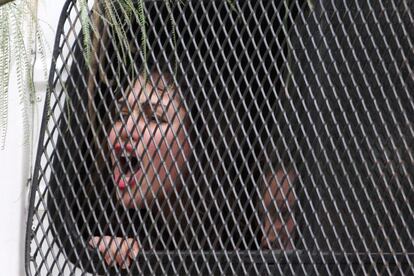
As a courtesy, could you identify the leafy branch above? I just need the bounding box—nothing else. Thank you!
[0,6,11,149]
[79,0,237,78]
[0,0,47,149]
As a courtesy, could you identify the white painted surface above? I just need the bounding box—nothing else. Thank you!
[0,0,66,275]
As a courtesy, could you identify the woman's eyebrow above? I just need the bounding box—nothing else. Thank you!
[115,98,170,111]
[115,98,127,106]
[140,100,169,111]
[150,75,173,91]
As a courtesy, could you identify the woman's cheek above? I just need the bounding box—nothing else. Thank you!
[108,128,118,161]
[152,128,184,195]
[167,128,186,174]
[145,131,168,196]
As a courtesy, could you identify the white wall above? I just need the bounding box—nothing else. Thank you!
[0,0,65,275]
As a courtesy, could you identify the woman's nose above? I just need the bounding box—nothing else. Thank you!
[118,113,141,144]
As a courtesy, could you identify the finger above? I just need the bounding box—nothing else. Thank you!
[90,236,115,267]
[121,257,131,270]
[116,238,132,268]
[121,239,135,268]
[98,237,113,266]
[110,238,124,267]
[98,238,111,264]
[89,236,103,248]
[115,239,125,267]
[128,240,139,259]
[102,239,113,266]
[88,237,95,247]
[104,251,113,267]
[106,237,118,267]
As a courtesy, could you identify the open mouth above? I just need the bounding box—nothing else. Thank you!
[119,154,140,175]
[113,146,142,190]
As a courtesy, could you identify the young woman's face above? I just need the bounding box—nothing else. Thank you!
[108,74,191,209]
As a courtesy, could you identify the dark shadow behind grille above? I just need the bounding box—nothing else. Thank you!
[26,0,414,275]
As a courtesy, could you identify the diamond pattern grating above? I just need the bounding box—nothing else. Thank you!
[26,0,414,275]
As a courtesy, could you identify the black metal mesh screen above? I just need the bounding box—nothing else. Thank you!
[26,0,414,275]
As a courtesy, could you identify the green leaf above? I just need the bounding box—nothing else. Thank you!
[0,0,46,149]
[0,7,10,149]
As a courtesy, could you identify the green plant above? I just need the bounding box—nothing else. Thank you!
[1,0,31,148]
[79,0,237,78]
[0,0,47,149]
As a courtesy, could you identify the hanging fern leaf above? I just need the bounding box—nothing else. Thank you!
[12,1,32,146]
[0,0,43,148]
[135,0,147,78]
[106,0,133,72]
[226,0,237,11]
[35,27,49,82]
[307,0,315,11]
[164,0,178,76]
[81,0,254,82]
[79,0,91,66]
[0,6,10,149]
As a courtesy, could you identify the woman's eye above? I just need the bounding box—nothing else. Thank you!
[148,113,167,123]
[113,110,129,122]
